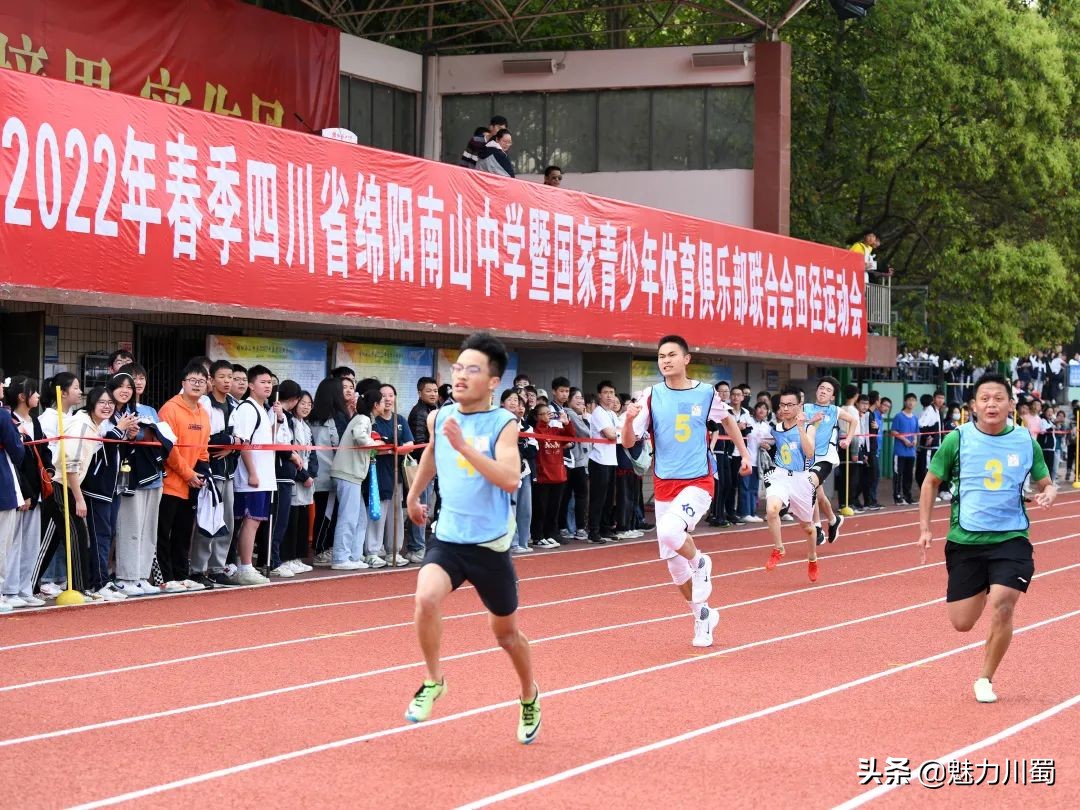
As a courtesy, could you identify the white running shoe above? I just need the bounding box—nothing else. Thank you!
[17,594,46,607]
[269,564,295,578]
[136,580,159,595]
[692,607,720,647]
[365,555,388,569]
[690,553,713,604]
[95,587,125,602]
[162,581,187,593]
[744,515,764,523]
[288,559,313,573]
[100,582,128,599]
[0,600,12,613]
[39,582,63,598]
[406,551,425,564]
[386,553,410,567]
[331,560,363,570]
[974,677,997,703]
[312,550,334,567]
[512,545,533,554]
[231,568,270,586]
[180,579,206,591]
[3,595,28,608]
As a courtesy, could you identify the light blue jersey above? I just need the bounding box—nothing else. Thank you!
[956,422,1032,533]
[649,383,716,480]
[434,404,517,545]
[803,402,838,459]
[771,421,810,472]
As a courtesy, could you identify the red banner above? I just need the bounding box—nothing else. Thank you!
[0,0,339,131]
[0,69,866,362]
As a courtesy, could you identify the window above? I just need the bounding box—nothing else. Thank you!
[441,86,753,174]
[339,75,417,156]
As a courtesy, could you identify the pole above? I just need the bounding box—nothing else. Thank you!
[54,387,85,606]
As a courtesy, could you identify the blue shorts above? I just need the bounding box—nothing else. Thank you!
[234,491,272,522]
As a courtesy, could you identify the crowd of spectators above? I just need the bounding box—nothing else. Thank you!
[457,114,564,187]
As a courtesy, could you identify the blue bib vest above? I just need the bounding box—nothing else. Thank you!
[803,403,838,458]
[650,382,716,480]
[434,404,516,545]
[771,422,809,472]
[956,422,1032,533]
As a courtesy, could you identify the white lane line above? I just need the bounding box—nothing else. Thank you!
[832,693,1080,808]
[7,559,1080,752]
[69,598,1080,809]
[0,508,953,653]
[456,608,1080,810]
[4,531,1077,694]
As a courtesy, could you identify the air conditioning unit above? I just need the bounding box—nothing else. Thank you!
[690,50,748,69]
[502,58,557,75]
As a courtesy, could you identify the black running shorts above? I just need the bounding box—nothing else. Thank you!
[944,536,1035,603]
[809,459,834,484]
[423,539,519,616]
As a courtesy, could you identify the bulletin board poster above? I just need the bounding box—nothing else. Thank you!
[437,349,519,399]
[335,342,434,400]
[631,360,733,397]
[207,335,327,393]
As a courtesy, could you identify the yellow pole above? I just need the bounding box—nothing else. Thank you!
[54,388,85,606]
[1073,426,1080,490]
[840,439,855,516]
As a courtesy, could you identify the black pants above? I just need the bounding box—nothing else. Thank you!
[34,487,89,593]
[615,470,639,531]
[269,482,294,569]
[286,503,312,562]
[711,452,736,522]
[157,492,196,582]
[312,490,335,554]
[893,456,915,502]
[587,461,616,536]
[559,466,588,532]
[532,481,565,542]
[861,454,879,506]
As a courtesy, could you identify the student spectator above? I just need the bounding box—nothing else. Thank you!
[740,400,772,523]
[438,383,454,407]
[587,380,619,544]
[559,387,591,541]
[2,377,38,609]
[268,380,305,578]
[285,390,317,574]
[309,376,353,566]
[231,365,249,400]
[543,165,563,186]
[916,390,945,493]
[476,129,516,177]
[157,363,212,593]
[406,376,439,563]
[708,381,735,526]
[365,383,414,568]
[861,393,884,510]
[329,387,382,570]
[502,390,534,553]
[612,394,644,540]
[110,371,172,595]
[891,393,919,504]
[530,401,577,547]
[107,349,135,375]
[230,364,275,586]
[330,366,356,382]
[460,125,490,169]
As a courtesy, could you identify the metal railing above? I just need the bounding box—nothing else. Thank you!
[867,275,891,336]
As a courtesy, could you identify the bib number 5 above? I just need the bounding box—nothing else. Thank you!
[674,414,691,443]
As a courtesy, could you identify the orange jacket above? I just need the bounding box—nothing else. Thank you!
[158,394,210,498]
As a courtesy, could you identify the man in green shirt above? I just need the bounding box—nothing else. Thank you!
[917,373,1056,704]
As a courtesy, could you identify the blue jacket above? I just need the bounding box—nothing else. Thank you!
[0,407,27,510]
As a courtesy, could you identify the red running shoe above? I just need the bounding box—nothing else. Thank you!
[808,560,819,582]
[766,548,784,571]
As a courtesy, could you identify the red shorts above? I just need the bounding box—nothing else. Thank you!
[653,473,715,503]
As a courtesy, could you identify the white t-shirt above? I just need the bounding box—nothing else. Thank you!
[588,406,618,466]
[233,399,275,493]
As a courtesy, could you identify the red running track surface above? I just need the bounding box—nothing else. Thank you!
[1,499,1078,809]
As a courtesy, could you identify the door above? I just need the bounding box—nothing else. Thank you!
[0,311,45,381]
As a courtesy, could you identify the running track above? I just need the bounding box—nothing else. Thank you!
[1,498,1078,808]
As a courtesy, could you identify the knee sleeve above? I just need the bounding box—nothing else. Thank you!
[666,554,694,586]
[656,511,688,558]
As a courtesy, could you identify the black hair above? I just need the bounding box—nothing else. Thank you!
[490,115,508,127]
[617,392,632,406]
[493,128,511,141]
[972,373,1013,399]
[816,376,841,400]
[500,389,519,404]
[180,361,209,381]
[330,366,356,380]
[82,386,115,417]
[246,364,273,382]
[438,383,453,402]
[715,380,731,389]
[108,349,134,368]
[843,383,859,400]
[904,392,917,402]
[356,377,382,395]
[40,372,78,409]
[881,397,893,406]
[934,389,945,397]
[543,165,562,178]
[596,379,616,394]
[232,364,247,374]
[868,390,880,405]
[356,387,383,418]
[856,394,870,404]
[310,377,350,423]
[209,360,234,378]
[584,393,599,407]
[461,331,509,377]
[779,385,802,401]
[116,362,147,379]
[417,376,437,391]
[568,386,581,399]
[920,393,933,408]
[277,379,302,402]
[379,382,397,396]
[551,376,571,391]
[107,372,139,412]
[513,373,530,386]
[3,375,38,410]
[658,334,690,354]
[187,355,212,369]
[473,126,489,137]
[756,391,771,401]
[524,385,537,395]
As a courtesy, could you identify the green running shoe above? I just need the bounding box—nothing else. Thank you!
[405,679,446,723]
[517,685,541,744]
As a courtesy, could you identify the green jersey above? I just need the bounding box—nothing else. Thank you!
[929,425,1048,546]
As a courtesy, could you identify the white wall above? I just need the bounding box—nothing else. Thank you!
[339,33,422,91]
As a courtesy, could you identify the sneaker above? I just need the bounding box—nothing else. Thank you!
[815,525,826,546]
[808,560,819,582]
[100,582,128,599]
[0,600,11,613]
[743,515,764,523]
[162,580,187,593]
[588,534,606,544]
[208,572,233,587]
[405,679,446,723]
[690,553,713,603]
[517,686,541,744]
[511,546,531,554]
[828,515,844,544]
[559,529,573,539]
[692,607,720,648]
[766,548,784,571]
[781,514,795,523]
[136,579,160,594]
[331,560,364,571]
[95,586,125,602]
[867,503,884,511]
[364,555,388,569]
[974,677,997,703]
[574,529,588,540]
[188,573,216,590]
[231,568,270,586]
[3,595,28,608]
[639,522,655,531]
[180,579,207,591]
[39,582,63,598]
[312,550,334,567]
[16,594,46,607]
[385,553,410,566]
[269,564,295,578]
[406,551,425,564]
